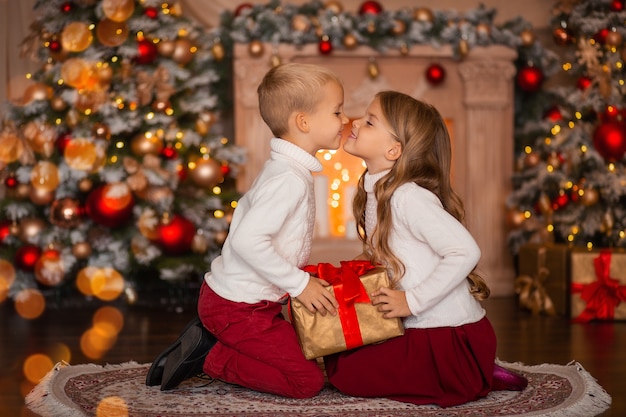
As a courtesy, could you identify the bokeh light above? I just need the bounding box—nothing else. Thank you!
[14,288,46,319]
[23,353,54,384]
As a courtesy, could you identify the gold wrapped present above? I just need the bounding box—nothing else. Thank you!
[516,243,570,316]
[570,248,626,322]
[290,261,404,360]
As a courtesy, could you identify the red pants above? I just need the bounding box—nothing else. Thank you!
[197,282,324,398]
[324,316,496,407]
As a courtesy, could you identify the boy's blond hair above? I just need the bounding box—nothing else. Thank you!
[257,63,342,137]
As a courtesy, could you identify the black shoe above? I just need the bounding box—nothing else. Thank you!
[145,317,202,386]
[160,322,216,391]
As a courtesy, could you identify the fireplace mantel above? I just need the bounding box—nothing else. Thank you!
[232,43,517,296]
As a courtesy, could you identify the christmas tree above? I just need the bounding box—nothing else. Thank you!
[0,0,245,314]
[507,0,626,254]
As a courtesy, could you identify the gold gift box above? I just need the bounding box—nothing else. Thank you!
[570,248,626,322]
[290,265,404,360]
[517,243,570,316]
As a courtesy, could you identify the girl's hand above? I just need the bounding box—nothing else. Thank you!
[370,287,411,318]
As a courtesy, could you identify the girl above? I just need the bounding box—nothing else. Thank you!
[324,91,526,407]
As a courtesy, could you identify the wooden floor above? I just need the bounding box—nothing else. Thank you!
[0,294,623,417]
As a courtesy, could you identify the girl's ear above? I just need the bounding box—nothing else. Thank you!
[386,141,402,161]
[294,112,310,133]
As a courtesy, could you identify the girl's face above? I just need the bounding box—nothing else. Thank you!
[343,97,401,174]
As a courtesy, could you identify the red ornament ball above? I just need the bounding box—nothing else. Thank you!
[220,164,231,177]
[319,36,332,55]
[61,2,73,13]
[516,66,544,92]
[160,146,178,160]
[552,194,570,211]
[593,121,626,161]
[359,1,383,15]
[543,106,562,122]
[4,176,18,189]
[56,132,72,154]
[144,6,158,19]
[577,76,592,91]
[594,28,609,45]
[49,40,62,53]
[135,39,158,65]
[0,220,11,241]
[425,63,446,85]
[15,244,42,271]
[157,215,196,255]
[234,3,253,17]
[85,184,135,228]
[610,0,624,11]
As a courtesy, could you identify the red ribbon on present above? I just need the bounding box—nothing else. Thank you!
[571,250,626,323]
[303,260,376,349]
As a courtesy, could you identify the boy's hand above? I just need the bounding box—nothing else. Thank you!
[296,277,338,316]
[370,287,411,318]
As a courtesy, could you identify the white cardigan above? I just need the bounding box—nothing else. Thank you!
[364,171,486,329]
[205,138,321,304]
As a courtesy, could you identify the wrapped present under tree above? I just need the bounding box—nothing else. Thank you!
[290,261,404,360]
[516,244,570,316]
[570,248,626,323]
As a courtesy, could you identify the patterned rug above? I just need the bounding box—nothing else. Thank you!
[25,360,611,417]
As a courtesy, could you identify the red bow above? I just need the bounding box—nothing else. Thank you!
[303,260,376,349]
[571,250,626,323]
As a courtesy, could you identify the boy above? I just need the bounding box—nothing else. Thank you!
[149,63,349,397]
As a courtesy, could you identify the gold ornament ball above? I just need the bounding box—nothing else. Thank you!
[524,151,540,168]
[248,40,265,58]
[18,217,47,242]
[131,133,164,156]
[211,42,225,61]
[102,0,135,22]
[72,242,93,259]
[505,209,526,229]
[30,161,60,192]
[189,157,223,188]
[195,111,216,135]
[291,14,311,32]
[605,30,623,48]
[0,131,23,164]
[458,39,469,58]
[157,39,176,57]
[49,198,82,228]
[581,188,599,206]
[343,33,358,49]
[324,0,343,13]
[476,23,491,37]
[191,233,209,254]
[214,230,228,245]
[520,29,535,47]
[22,83,53,105]
[61,21,93,52]
[29,187,55,205]
[64,138,98,171]
[15,183,31,200]
[51,96,68,111]
[414,8,434,23]
[391,19,406,36]
[79,178,93,192]
[96,18,129,47]
[35,250,65,286]
[172,38,196,65]
[367,60,379,79]
[92,122,111,140]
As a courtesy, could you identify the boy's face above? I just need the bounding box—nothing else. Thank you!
[307,81,348,152]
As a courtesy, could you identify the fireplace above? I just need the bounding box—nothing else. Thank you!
[232,43,517,296]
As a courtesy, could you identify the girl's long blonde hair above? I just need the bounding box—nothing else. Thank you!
[353,91,490,300]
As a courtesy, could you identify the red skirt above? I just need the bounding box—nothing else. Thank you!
[323,316,496,408]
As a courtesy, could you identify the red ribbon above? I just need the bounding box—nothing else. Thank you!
[571,250,626,323]
[303,260,376,349]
